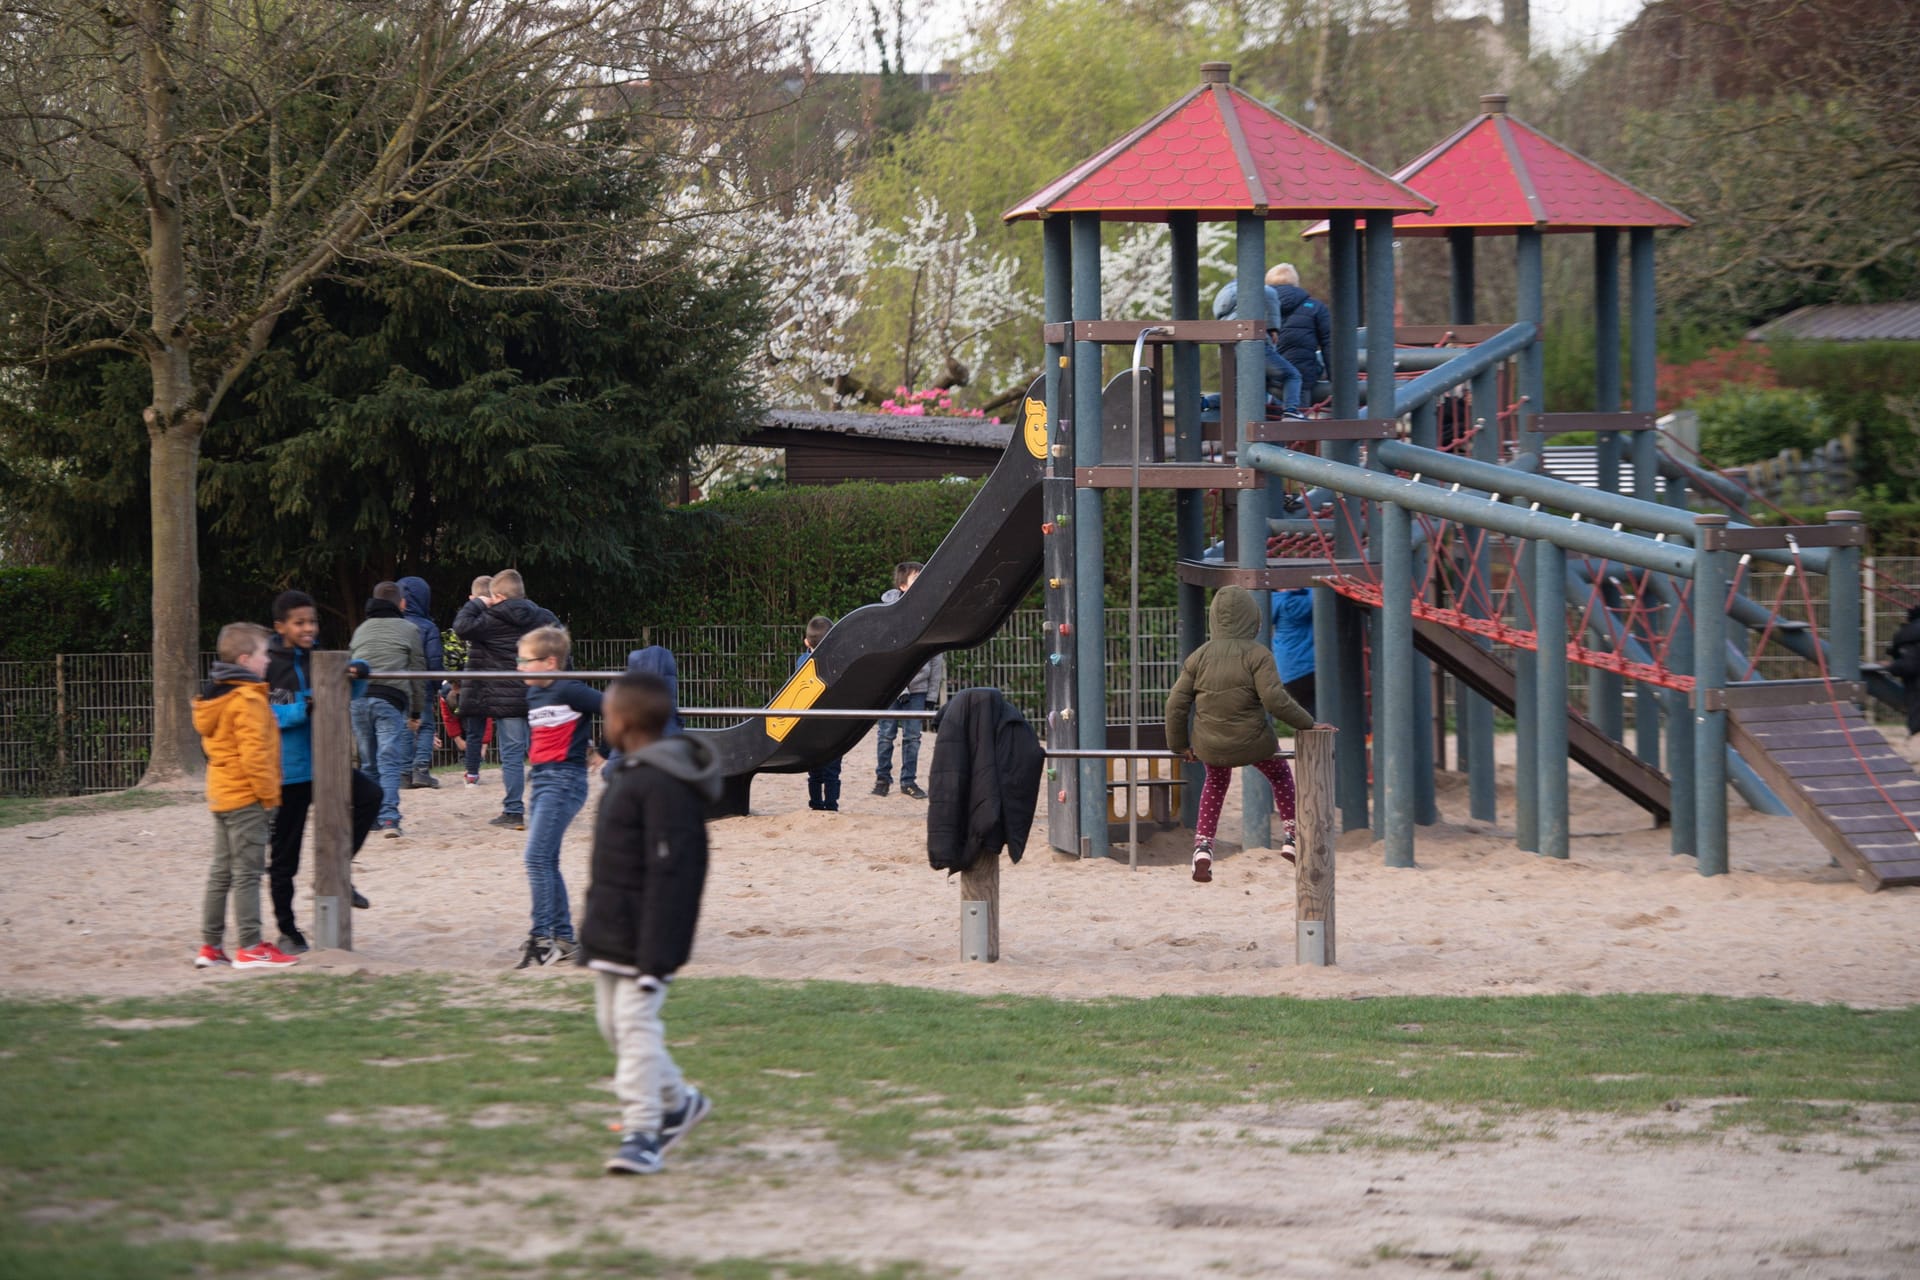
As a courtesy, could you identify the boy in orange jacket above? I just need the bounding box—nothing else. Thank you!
[192,622,299,970]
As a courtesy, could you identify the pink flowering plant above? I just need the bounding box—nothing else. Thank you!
[879,387,992,420]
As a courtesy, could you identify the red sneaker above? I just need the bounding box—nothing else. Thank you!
[233,942,300,970]
[1192,854,1213,883]
[194,945,231,968]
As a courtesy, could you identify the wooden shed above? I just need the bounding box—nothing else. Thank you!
[742,410,1013,486]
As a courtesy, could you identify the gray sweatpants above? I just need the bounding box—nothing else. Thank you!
[202,802,271,949]
[594,972,687,1135]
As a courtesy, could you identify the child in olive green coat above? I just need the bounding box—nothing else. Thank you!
[1164,586,1317,883]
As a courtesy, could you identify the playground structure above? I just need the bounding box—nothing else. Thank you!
[996,66,1918,890]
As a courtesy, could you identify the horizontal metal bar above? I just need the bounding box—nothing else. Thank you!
[1244,442,1697,577]
[1524,411,1659,433]
[1391,322,1537,417]
[684,708,935,720]
[1046,749,1294,760]
[1043,319,1261,345]
[1244,418,1393,442]
[1373,440,1835,574]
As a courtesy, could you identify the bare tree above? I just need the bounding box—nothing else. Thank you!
[0,0,774,780]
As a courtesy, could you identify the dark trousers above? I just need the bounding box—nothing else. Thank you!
[462,715,489,775]
[269,771,380,938]
[808,756,843,811]
[1284,673,1317,719]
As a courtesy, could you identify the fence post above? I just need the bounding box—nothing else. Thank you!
[1295,726,1336,965]
[960,854,1000,962]
[311,650,354,950]
[54,653,69,789]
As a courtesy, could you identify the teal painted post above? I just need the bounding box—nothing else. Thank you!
[1170,212,1205,828]
[1327,213,1368,831]
[1628,226,1664,767]
[1465,367,1498,822]
[1407,402,1439,825]
[1513,228,1544,851]
[1667,590,1697,856]
[1365,213,1397,841]
[1827,510,1864,685]
[1693,514,1730,875]
[1590,228,1625,741]
[1535,539,1570,858]
[1382,500,1415,867]
[1448,229,1475,324]
[1043,216,1075,851]
[1236,213,1274,851]
[1070,211,1107,860]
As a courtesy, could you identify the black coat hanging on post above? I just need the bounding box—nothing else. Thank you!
[926,688,1045,873]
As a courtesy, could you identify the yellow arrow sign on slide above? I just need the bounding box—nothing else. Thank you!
[765,658,826,742]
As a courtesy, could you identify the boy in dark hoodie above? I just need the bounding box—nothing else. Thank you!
[266,590,381,952]
[1165,586,1319,884]
[581,673,721,1176]
[1267,262,1331,398]
[397,575,445,790]
[350,581,425,837]
[192,623,297,970]
[453,568,559,829]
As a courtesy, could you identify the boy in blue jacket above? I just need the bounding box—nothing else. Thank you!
[398,576,445,790]
[265,590,381,952]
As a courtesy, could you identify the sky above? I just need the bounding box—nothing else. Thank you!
[797,0,1654,74]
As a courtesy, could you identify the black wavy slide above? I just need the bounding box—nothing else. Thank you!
[694,378,1050,816]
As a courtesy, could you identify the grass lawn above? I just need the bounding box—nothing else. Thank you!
[1,976,1915,1277]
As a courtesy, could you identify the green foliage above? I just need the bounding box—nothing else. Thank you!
[0,567,149,661]
[1771,341,1920,501]
[1691,387,1831,465]
[1766,501,1920,556]
[621,477,1178,636]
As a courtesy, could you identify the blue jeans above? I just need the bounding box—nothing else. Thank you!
[350,697,411,827]
[412,686,441,770]
[876,692,927,787]
[1265,342,1303,412]
[524,763,587,941]
[495,716,530,817]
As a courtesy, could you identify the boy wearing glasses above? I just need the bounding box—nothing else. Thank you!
[514,626,603,969]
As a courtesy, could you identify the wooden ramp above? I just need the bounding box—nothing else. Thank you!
[1726,703,1920,891]
[1413,618,1672,825]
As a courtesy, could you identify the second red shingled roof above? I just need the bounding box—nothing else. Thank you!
[1003,70,1432,223]
[1310,97,1690,236]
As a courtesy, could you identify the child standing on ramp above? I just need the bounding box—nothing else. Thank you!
[1164,586,1318,883]
[582,673,721,1175]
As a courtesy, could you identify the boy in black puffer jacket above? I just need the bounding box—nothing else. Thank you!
[453,568,558,829]
[581,673,722,1176]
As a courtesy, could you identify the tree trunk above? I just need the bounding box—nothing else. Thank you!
[138,0,203,784]
[144,414,205,782]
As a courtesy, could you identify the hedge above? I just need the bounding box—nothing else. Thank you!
[0,567,150,661]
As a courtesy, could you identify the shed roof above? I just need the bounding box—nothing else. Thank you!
[1746,302,1920,343]
[1304,94,1689,238]
[1003,63,1433,224]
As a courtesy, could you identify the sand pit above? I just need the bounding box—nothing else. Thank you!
[4,731,1917,1279]
[3,730,1914,1005]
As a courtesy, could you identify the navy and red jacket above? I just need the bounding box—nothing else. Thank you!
[526,679,603,769]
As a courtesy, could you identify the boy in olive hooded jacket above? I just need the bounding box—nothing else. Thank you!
[1165,586,1317,883]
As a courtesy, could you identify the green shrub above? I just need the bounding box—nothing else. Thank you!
[1771,341,1920,502]
[1691,386,1831,465]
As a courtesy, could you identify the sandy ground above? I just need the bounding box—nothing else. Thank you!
[4,731,1918,1277]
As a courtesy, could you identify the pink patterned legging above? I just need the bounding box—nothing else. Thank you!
[1195,758,1296,843]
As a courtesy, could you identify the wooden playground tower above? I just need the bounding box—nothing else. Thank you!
[1013,64,1919,890]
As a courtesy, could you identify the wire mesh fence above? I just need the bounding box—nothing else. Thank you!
[3,561,1911,799]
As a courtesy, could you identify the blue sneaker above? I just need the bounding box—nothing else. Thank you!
[660,1087,712,1153]
[605,1130,663,1175]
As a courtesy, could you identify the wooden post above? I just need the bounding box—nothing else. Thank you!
[1294,726,1336,965]
[310,650,353,951]
[960,854,1000,963]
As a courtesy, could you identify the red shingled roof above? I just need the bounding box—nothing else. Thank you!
[1306,96,1689,237]
[1003,68,1432,223]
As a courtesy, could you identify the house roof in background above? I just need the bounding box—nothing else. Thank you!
[751,409,1013,451]
[1746,302,1920,342]
[1003,65,1432,223]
